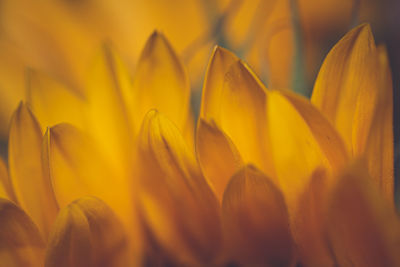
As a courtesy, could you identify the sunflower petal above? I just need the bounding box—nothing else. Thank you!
[8,103,58,239]
[85,45,133,170]
[311,24,378,155]
[325,161,400,266]
[365,45,394,205]
[45,197,129,267]
[42,123,133,220]
[132,32,190,131]
[196,119,243,202]
[0,198,45,267]
[137,110,221,264]
[222,165,294,266]
[266,90,347,212]
[200,46,238,121]
[0,157,16,202]
[292,168,334,266]
[26,69,86,131]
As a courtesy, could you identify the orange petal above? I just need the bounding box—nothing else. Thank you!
[222,165,294,266]
[365,45,394,206]
[266,90,348,213]
[132,32,190,131]
[292,168,334,266]
[0,157,16,202]
[311,24,378,155]
[200,46,238,121]
[45,197,129,267]
[8,103,58,239]
[85,45,133,171]
[325,161,400,266]
[26,69,86,131]
[137,110,221,264]
[196,119,243,202]
[0,198,45,266]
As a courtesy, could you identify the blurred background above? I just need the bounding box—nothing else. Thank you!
[0,0,398,205]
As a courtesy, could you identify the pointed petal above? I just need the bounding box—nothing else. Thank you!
[8,103,58,239]
[266,90,348,212]
[292,168,335,266]
[137,110,221,264]
[200,46,238,121]
[207,58,273,175]
[365,45,394,205]
[0,198,45,267]
[311,24,378,154]
[325,161,400,266]
[85,45,133,170]
[45,197,129,267]
[222,165,294,266]
[132,32,190,131]
[26,69,86,131]
[0,157,16,202]
[196,119,243,202]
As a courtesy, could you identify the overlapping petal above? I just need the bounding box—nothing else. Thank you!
[45,197,129,267]
[8,103,58,239]
[136,110,221,264]
[325,161,400,266]
[222,165,294,266]
[0,198,45,267]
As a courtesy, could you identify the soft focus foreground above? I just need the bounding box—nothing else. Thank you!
[0,1,398,267]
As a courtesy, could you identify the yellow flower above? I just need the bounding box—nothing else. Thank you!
[0,22,398,267]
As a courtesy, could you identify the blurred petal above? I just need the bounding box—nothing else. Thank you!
[311,24,378,155]
[0,198,45,267]
[8,103,58,239]
[26,69,86,131]
[45,197,129,267]
[42,123,133,224]
[365,45,394,205]
[222,165,294,266]
[266,90,348,212]
[325,161,400,266]
[196,119,243,202]
[200,46,238,121]
[132,32,190,131]
[0,157,16,202]
[137,110,221,264]
[85,45,133,170]
[293,168,334,267]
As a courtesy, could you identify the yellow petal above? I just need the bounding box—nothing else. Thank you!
[365,45,394,206]
[42,123,132,222]
[85,45,133,171]
[222,165,294,266]
[137,110,221,264]
[311,24,378,155]
[266,90,348,211]
[196,119,243,202]
[45,197,129,267]
[203,54,273,175]
[0,157,16,202]
[292,168,334,266]
[0,198,45,267]
[200,46,238,121]
[26,69,86,131]
[325,161,400,266]
[8,103,58,239]
[132,32,190,131]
